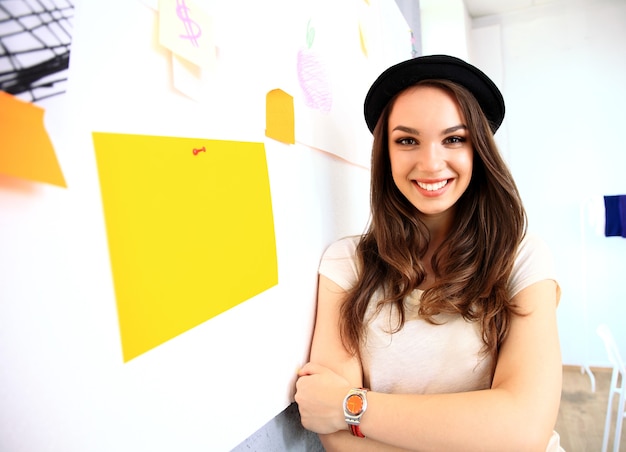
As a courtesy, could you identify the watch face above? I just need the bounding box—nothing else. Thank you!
[346,394,364,416]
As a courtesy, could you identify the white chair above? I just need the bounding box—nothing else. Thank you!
[597,324,626,452]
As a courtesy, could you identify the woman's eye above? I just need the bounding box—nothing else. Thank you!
[445,136,466,145]
[396,137,417,145]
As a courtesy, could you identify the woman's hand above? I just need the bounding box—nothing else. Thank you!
[295,362,353,434]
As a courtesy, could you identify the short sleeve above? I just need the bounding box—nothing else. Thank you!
[318,236,361,291]
[507,233,560,300]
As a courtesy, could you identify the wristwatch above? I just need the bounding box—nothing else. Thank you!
[343,388,368,438]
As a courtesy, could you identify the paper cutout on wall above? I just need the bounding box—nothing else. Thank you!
[293,0,412,169]
[92,132,278,362]
[297,19,332,114]
[358,22,368,57]
[0,92,66,187]
[266,89,295,144]
[158,0,216,69]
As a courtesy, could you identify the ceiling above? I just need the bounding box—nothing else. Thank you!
[463,0,559,17]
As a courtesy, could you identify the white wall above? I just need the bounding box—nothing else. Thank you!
[0,0,414,451]
[470,0,626,368]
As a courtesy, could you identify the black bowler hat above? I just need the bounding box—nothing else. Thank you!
[364,54,505,134]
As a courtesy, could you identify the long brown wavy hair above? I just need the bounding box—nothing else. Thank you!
[340,79,527,368]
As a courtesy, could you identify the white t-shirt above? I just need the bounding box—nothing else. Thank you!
[319,232,558,393]
[318,233,563,450]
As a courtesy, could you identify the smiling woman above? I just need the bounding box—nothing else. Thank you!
[295,55,564,451]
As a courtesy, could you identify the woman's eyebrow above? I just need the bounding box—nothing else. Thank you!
[391,124,467,135]
[391,125,420,135]
[442,124,467,134]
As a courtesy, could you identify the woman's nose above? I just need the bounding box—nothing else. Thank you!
[418,143,445,172]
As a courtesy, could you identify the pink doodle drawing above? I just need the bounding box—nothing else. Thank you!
[176,0,202,47]
[297,19,332,113]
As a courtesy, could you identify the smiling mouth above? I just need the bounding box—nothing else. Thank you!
[416,180,448,191]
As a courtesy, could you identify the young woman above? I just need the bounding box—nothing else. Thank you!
[295,55,563,451]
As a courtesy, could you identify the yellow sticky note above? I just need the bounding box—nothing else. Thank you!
[0,91,66,187]
[92,132,278,362]
[265,89,295,144]
[158,0,216,68]
[359,22,368,58]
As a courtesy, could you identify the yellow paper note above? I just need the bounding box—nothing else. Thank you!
[265,89,295,144]
[0,91,66,187]
[359,22,368,57]
[92,132,278,362]
[158,0,216,68]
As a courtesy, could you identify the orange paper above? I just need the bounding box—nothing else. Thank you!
[0,92,66,187]
[265,89,295,144]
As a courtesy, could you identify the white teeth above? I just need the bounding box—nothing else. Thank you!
[417,180,448,191]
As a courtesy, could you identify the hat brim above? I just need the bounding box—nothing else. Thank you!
[364,55,505,134]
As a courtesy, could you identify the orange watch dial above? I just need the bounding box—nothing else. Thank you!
[346,394,364,415]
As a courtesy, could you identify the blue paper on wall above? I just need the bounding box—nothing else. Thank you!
[604,195,626,238]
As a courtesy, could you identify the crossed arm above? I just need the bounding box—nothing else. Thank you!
[295,275,562,451]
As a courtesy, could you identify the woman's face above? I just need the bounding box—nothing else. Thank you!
[387,85,473,225]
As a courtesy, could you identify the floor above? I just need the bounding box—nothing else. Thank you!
[556,366,624,451]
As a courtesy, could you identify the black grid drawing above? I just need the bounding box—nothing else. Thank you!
[0,0,74,104]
